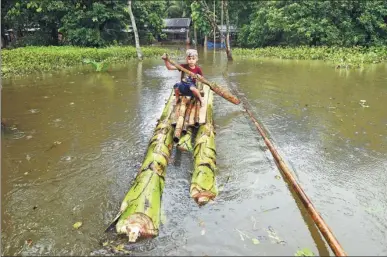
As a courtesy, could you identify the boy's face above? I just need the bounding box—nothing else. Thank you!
[186,55,198,66]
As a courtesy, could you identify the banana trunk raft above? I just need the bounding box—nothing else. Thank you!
[113,83,218,242]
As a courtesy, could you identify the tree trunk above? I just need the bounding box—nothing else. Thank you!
[190,85,218,205]
[128,0,143,60]
[51,26,58,46]
[221,0,224,47]
[194,23,198,49]
[224,0,233,61]
[213,0,216,46]
[115,90,175,242]
[204,35,208,49]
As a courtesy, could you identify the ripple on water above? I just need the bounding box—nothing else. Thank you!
[82,151,103,161]
[10,131,26,140]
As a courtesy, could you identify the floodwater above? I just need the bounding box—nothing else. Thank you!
[1,47,386,256]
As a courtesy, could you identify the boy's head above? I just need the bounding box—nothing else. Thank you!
[186,49,198,66]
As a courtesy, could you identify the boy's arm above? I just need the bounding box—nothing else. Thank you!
[164,60,178,70]
[162,53,178,70]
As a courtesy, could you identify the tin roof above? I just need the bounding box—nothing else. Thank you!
[163,18,191,28]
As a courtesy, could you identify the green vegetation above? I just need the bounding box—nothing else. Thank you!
[233,46,387,68]
[234,1,387,48]
[294,248,315,256]
[2,0,167,47]
[1,46,171,78]
[2,0,387,72]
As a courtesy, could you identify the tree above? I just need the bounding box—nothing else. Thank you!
[165,0,190,18]
[132,1,167,44]
[223,0,232,60]
[195,0,233,60]
[128,0,142,60]
[190,1,211,48]
[236,0,387,47]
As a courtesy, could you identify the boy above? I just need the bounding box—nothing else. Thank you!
[162,49,204,106]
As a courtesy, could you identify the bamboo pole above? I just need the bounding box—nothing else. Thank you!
[188,100,196,126]
[173,97,189,143]
[194,100,200,127]
[241,102,347,256]
[161,54,240,105]
[170,100,181,127]
[182,100,194,134]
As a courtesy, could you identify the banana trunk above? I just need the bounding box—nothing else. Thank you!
[190,89,218,205]
[177,127,194,152]
[115,90,175,242]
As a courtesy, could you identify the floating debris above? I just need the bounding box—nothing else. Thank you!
[294,248,315,256]
[359,100,370,108]
[26,239,33,247]
[29,109,39,114]
[73,221,82,229]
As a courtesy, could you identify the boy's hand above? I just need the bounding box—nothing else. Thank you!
[161,53,168,61]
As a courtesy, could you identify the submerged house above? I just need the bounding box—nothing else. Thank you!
[161,18,191,43]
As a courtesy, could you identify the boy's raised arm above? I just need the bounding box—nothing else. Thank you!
[162,53,178,70]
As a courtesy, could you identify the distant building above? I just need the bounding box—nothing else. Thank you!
[161,18,191,43]
[208,24,239,49]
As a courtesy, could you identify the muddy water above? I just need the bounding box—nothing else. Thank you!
[1,47,386,256]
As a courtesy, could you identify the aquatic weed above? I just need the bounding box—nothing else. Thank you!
[1,46,174,78]
[233,46,387,69]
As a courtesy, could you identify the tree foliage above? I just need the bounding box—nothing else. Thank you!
[2,0,167,47]
[190,1,211,36]
[237,0,387,47]
[2,0,387,48]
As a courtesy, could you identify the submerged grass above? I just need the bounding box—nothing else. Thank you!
[1,46,173,78]
[233,46,387,69]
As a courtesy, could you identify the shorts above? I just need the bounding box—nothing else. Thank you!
[174,80,196,97]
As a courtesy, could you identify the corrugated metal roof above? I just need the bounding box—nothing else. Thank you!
[162,28,187,34]
[163,18,191,28]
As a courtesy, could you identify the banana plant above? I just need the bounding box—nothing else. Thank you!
[83,59,110,72]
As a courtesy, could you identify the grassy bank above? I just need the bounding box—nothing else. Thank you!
[233,46,387,68]
[1,46,172,78]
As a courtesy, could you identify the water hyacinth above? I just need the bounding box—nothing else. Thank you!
[1,46,174,78]
[233,46,387,69]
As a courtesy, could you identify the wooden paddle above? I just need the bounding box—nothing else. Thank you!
[162,54,240,105]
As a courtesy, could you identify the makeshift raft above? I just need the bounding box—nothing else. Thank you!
[112,82,218,243]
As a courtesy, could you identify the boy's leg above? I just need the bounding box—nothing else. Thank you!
[173,83,181,104]
[174,87,180,104]
[190,86,204,106]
